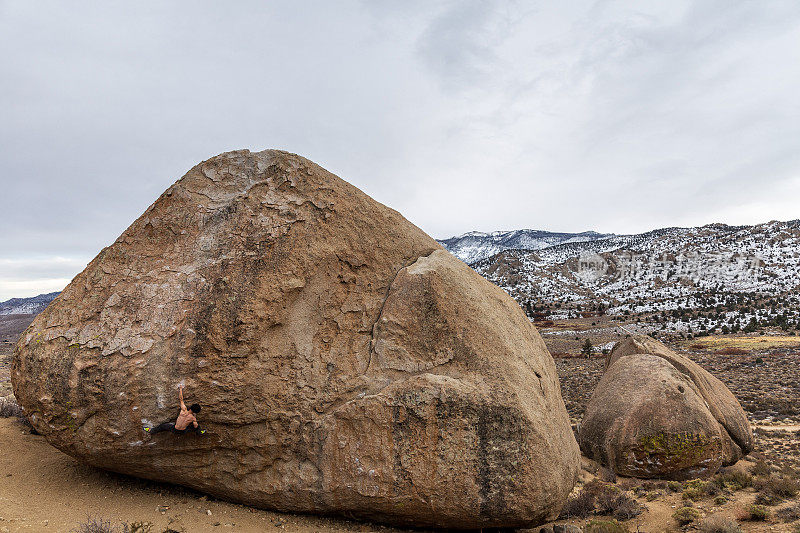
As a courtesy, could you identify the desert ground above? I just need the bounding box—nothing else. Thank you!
[1,317,799,533]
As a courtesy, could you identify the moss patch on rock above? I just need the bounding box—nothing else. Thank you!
[637,431,716,467]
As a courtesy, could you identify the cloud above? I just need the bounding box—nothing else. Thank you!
[1,1,799,297]
[0,279,71,303]
[0,257,88,300]
[0,257,88,281]
[415,0,515,91]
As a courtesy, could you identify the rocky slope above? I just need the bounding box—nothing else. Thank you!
[0,293,60,344]
[0,292,59,315]
[469,221,800,332]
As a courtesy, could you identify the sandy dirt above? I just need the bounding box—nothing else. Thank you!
[0,419,429,533]
[3,417,799,533]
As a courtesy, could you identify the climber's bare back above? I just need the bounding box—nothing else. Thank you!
[174,386,198,430]
[174,405,197,430]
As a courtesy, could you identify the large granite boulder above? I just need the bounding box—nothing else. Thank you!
[13,149,579,528]
[579,336,753,480]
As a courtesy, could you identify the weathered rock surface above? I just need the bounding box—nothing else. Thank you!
[12,149,579,528]
[579,336,753,480]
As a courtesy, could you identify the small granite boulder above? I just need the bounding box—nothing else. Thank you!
[579,336,753,480]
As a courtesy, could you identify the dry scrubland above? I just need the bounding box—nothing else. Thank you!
[2,315,799,533]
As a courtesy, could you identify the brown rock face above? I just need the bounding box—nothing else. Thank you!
[12,150,579,528]
[579,336,753,480]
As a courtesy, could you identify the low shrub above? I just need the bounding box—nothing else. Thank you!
[737,504,769,521]
[608,494,644,521]
[559,480,643,521]
[754,491,781,506]
[644,490,660,501]
[713,468,753,491]
[697,515,743,533]
[683,479,719,501]
[667,480,684,492]
[767,475,800,498]
[714,348,748,355]
[683,486,706,501]
[0,396,23,418]
[589,481,644,520]
[561,489,596,519]
[72,516,120,533]
[777,503,800,522]
[71,517,154,533]
[781,465,800,478]
[673,506,702,525]
[584,519,629,533]
[754,474,800,505]
[0,395,35,432]
[750,459,772,477]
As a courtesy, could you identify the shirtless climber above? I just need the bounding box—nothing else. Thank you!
[144,385,205,436]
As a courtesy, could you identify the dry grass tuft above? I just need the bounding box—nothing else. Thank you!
[684,335,800,350]
[698,515,743,533]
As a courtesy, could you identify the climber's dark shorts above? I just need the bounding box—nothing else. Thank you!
[149,422,203,435]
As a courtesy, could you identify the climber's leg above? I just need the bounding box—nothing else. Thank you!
[145,422,175,434]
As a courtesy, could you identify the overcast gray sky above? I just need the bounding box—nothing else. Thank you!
[2,1,799,300]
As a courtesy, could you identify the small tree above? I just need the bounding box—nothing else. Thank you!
[581,338,594,358]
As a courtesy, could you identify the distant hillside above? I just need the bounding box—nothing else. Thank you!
[0,292,60,316]
[471,220,800,333]
[438,229,614,263]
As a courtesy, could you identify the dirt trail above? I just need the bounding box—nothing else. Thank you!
[754,424,800,432]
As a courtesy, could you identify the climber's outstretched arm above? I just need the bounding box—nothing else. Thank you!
[179,385,187,411]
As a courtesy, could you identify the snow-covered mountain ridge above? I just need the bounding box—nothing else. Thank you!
[468,220,800,319]
[438,229,614,263]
